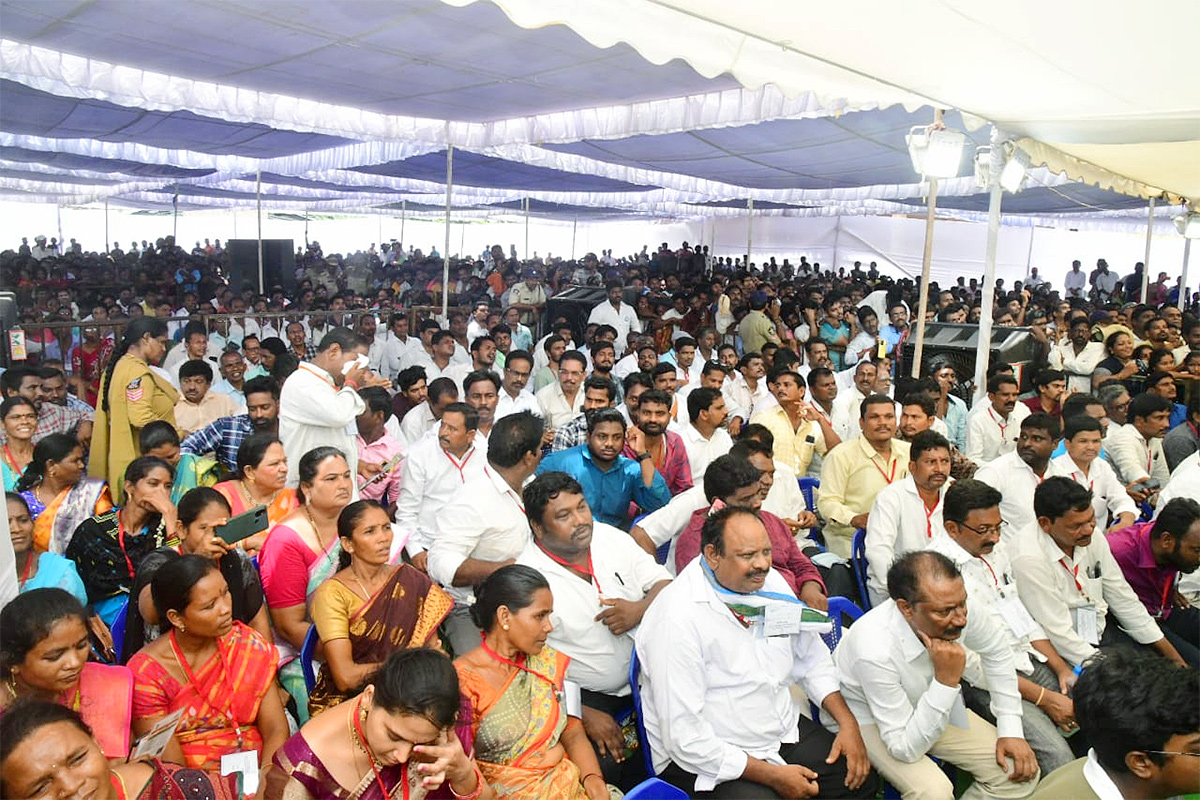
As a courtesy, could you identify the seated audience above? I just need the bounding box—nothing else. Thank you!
[455,565,609,800]
[1107,497,1200,665]
[0,589,134,760]
[65,456,179,627]
[9,492,86,603]
[1010,477,1187,667]
[537,349,586,428]
[551,375,617,453]
[965,374,1030,465]
[308,500,451,715]
[1052,416,1137,532]
[1105,392,1172,494]
[268,649,494,800]
[637,506,874,798]
[975,413,1063,535]
[865,430,953,607]
[674,453,827,608]
[1029,648,1199,800]
[429,411,542,656]
[15,432,112,554]
[518,471,671,789]
[749,367,839,479]
[180,375,281,473]
[1,701,239,800]
[174,359,236,437]
[128,555,287,774]
[354,386,404,506]
[927,480,1079,775]
[257,446,353,720]
[834,551,1039,800]
[538,408,670,530]
[212,432,297,553]
[621,388,693,495]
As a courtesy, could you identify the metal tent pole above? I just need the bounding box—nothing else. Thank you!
[1181,238,1193,313]
[1141,197,1155,302]
[910,177,939,379]
[256,169,264,293]
[104,199,109,253]
[972,140,1004,404]
[442,146,453,322]
[400,199,407,252]
[571,214,578,260]
[524,197,530,260]
[746,198,754,267]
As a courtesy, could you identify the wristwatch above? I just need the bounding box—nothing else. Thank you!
[636,451,653,462]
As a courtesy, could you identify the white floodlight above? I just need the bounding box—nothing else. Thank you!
[907,125,967,179]
[999,147,1030,193]
[973,146,993,189]
[1174,211,1200,238]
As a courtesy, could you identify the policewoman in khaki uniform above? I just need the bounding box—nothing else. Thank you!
[89,317,179,503]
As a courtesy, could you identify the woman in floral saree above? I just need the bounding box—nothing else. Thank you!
[454,566,607,800]
[15,433,112,555]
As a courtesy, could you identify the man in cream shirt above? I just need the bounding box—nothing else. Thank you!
[965,374,1030,466]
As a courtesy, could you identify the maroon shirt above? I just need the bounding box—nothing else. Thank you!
[674,506,825,597]
[1108,521,1179,620]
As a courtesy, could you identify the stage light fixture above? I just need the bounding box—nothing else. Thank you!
[907,125,967,180]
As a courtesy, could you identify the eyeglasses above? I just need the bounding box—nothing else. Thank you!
[955,520,1009,537]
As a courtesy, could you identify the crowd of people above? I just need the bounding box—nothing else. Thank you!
[1,233,1198,800]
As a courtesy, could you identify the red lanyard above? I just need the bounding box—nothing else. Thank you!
[19,552,36,586]
[872,457,897,485]
[1160,574,1177,616]
[443,446,476,482]
[479,635,559,690]
[115,511,137,580]
[987,408,1008,439]
[352,697,408,800]
[535,542,602,596]
[1059,558,1085,595]
[168,630,242,741]
[1071,471,1094,491]
[977,555,1000,587]
[2,443,23,474]
[923,499,939,539]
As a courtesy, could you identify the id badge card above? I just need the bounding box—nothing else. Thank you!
[763,603,802,637]
[996,594,1037,641]
[1071,604,1100,645]
[221,750,261,797]
[563,680,583,718]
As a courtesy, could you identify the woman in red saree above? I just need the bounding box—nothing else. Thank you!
[128,555,289,783]
[454,566,608,800]
[266,650,494,800]
[1,701,240,800]
[308,500,453,716]
[0,588,134,761]
[72,322,116,407]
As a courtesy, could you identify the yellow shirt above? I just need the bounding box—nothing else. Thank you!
[738,310,779,355]
[750,405,828,476]
[173,391,236,437]
[817,436,911,558]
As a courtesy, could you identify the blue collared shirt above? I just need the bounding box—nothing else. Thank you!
[180,414,253,471]
[537,445,671,529]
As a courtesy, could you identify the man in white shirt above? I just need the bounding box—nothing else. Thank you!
[1062,260,1086,299]
[966,374,1031,465]
[428,410,541,656]
[831,361,878,441]
[679,386,733,480]
[637,507,875,798]
[444,334,499,390]
[866,431,953,607]
[1052,416,1137,532]
[1048,318,1106,394]
[397,376,458,448]
[1010,477,1186,668]
[419,330,458,382]
[537,350,586,428]
[1105,393,1172,492]
[163,321,216,389]
[833,550,1040,800]
[518,471,671,787]
[976,413,1065,536]
[927,480,1080,776]
[395,402,487,572]
[727,353,770,427]
[494,349,542,422]
[279,327,383,486]
[588,280,641,348]
[465,300,491,344]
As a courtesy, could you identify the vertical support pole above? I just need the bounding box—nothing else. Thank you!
[104,199,109,253]
[746,198,754,267]
[400,199,407,252]
[256,169,264,294]
[172,184,179,241]
[911,109,946,379]
[1181,237,1192,313]
[571,215,578,260]
[1141,197,1155,302]
[972,138,1005,403]
[832,215,842,272]
[524,197,530,260]
[442,145,453,322]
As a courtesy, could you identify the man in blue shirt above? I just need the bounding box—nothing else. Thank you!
[179,375,279,471]
[538,407,670,529]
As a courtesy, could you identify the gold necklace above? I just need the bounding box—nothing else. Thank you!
[304,505,329,550]
[239,479,279,508]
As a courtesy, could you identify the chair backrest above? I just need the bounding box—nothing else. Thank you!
[623,777,688,799]
[300,624,319,692]
[798,477,820,513]
[628,646,656,777]
[654,540,671,565]
[822,595,864,652]
[109,596,130,664]
[851,528,871,610]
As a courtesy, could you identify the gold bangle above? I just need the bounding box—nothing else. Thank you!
[1035,686,1046,707]
[581,772,604,786]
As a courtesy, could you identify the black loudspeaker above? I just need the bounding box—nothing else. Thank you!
[546,286,608,344]
[897,323,1041,397]
[226,239,295,295]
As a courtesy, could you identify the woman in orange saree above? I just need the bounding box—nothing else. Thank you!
[307,500,452,716]
[213,433,297,554]
[15,433,112,555]
[128,555,289,778]
[454,566,608,800]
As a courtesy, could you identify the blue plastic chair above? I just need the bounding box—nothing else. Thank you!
[628,647,656,778]
[108,596,130,664]
[623,777,687,799]
[797,477,820,513]
[851,528,871,610]
[300,624,319,692]
[822,595,864,652]
[1139,500,1154,522]
[654,540,671,565]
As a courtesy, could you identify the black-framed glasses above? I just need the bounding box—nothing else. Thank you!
[956,520,1009,537]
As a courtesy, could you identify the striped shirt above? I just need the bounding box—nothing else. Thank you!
[180,414,254,471]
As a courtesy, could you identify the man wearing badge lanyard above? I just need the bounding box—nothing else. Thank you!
[1010,478,1187,670]
[636,507,876,799]
[928,479,1081,775]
